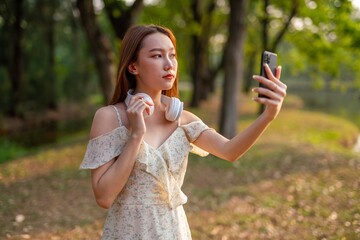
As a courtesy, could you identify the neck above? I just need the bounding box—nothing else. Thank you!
[134,88,163,106]
[146,91,162,106]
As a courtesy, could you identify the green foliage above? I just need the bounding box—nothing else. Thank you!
[0,0,100,117]
[140,0,228,82]
[244,0,360,98]
[1,0,360,131]
[283,0,360,90]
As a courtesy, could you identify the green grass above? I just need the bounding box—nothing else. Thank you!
[263,109,358,152]
[0,119,90,164]
[0,140,27,164]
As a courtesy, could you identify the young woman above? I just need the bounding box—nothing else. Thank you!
[80,24,286,239]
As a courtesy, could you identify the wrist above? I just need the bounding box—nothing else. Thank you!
[259,111,275,123]
[129,131,145,142]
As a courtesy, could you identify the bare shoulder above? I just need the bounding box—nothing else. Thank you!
[180,110,202,125]
[89,104,125,139]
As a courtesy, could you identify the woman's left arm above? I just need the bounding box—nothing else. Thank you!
[193,64,287,162]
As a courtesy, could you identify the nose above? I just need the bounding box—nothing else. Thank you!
[164,56,173,71]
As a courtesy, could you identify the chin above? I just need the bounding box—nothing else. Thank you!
[163,82,174,90]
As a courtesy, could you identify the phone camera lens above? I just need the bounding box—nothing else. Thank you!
[264,55,270,63]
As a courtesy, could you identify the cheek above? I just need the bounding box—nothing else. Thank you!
[139,60,157,72]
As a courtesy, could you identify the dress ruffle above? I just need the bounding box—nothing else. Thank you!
[80,126,130,169]
[182,121,211,157]
[181,120,210,142]
[80,120,210,170]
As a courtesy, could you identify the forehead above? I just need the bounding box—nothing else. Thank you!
[141,32,174,51]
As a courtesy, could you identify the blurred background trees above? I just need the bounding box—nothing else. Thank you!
[1,0,360,140]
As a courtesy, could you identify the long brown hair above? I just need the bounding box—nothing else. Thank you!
[109,24,179,105]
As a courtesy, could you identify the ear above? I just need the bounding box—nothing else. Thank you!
[128,64,138,75]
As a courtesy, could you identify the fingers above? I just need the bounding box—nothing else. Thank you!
[264,64,282,80]
[252,88,283,104]
[264,64,283,85]
[252,80,286,98]
[275,65,282,79]
[252,64,287,120]
[253,64,287,99]
[127,96,153,117]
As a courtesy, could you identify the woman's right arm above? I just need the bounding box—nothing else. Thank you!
[90,99,149,209]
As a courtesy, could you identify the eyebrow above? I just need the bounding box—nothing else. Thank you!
[149,47,175,52]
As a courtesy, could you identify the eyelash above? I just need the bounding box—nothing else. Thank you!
[152,53,176,59]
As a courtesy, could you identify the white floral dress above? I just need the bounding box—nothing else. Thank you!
[80,106,210,240]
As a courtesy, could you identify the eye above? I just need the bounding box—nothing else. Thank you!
[169,53,176,59]
[152,54,162,58]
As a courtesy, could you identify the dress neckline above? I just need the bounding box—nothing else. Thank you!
[89,120,202,147]
[122,126,182,151]
[143,127,182,151]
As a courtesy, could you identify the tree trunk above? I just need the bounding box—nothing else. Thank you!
[190,0,217,107]
[45,2,57,110]
[219,0,248,138]
[258,0,271,114]
[103,0,144,40]
[190,0,205,107]
[243,49,257,93]
[262,0,269,51]
[258,0,299,115]
[190,32,205,107]
[8,0,24,117]
[76,0,115,104]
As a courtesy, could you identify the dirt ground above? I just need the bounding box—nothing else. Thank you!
[0,138,359,239]
[1,97,359,239]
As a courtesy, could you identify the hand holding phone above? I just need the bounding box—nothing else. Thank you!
[258,51,277,98]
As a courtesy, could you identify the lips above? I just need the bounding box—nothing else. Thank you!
[163,74,174,80]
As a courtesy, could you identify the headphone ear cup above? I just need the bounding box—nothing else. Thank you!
[165,98,175,121]
[165,97,183,121]
[125,90,133,107]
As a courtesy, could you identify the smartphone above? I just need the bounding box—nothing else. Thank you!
[259,51,277,98]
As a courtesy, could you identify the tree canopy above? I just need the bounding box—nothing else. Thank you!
[1,0,360,134]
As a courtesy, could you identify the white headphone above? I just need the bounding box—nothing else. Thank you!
[125,89,183,121]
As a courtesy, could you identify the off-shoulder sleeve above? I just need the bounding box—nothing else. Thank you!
[80,127,130,169]
[182,120,213,157]
[181,120,211,142]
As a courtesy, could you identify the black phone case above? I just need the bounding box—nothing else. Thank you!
[259,51,277,98]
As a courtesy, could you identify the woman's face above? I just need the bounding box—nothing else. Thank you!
[131,32,177,93]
